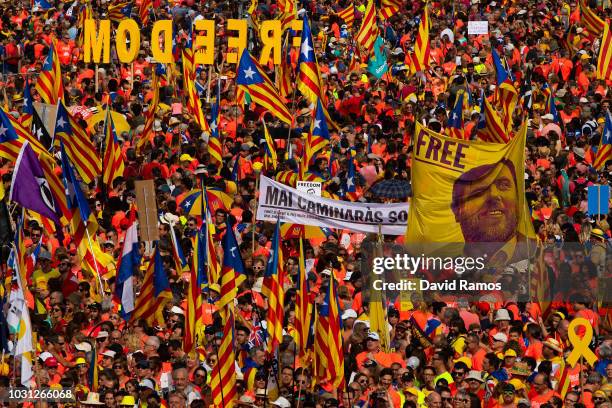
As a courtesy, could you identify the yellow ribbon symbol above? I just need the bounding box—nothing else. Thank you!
[566,317,598,367]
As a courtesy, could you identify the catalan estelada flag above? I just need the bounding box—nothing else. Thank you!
[108,1,132,22]
[138,70,159,152]
[219,221,246,308]
[297,16,323,105]
[294,238,312,358]
[183,51,210,133]
[446,92,465,140]
[355,0,377,56]
[55,101,101,184]
[139,0,151,26]
[21,76,34,129]
[579,0,605,36]
[208,82,223,165]
[36,43,63,104]
[314,275,345,390]
[262,118,278,171]
[261,221,284,353]
[597,22,612,81]
[131,246,173,326]
[477,94,510,144]
[278,36,293,98]
[411,5,431,73]
[237,49,292,125]
[492,48,518,131]
[102,107,124,186]
[210,305,237,407]
[594,110,612,170]
[306,99,331,161]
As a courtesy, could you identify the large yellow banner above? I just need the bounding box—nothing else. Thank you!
[406,122,535,262]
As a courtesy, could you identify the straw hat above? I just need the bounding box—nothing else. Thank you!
[80,392,105,406]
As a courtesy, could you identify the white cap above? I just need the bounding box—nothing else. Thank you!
[367,331,380,341]
[494,309,512,321]
[320,269,332,276]
[407,356,420,370]
[492,333,508,343]
[271,397,291,408]
[170,306,184,315]
[341,309,358,320]
[541,113,555,121]
[75,342,92,352]
[39,351,54,362]
[102,350,116,358]
[96,331,109,339]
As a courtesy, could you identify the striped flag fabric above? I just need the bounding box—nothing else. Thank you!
[278,37,293,98]
[307,99,331,160]
[262,118,278,171]
[294,238,312,358]
[55,101,101,184]
[446,92,465,139]
[337,3,355,27]
[594,111,612,170]
[579,0,605,36]
[102,108,125,186]
[314,275,345,390]
[35,43,64,104]
[597,22,612,81]
[88,342,99,391]
[411,5,431,73]
[219,221,246,308]
[114,209,139,319]
[208,82,223,165]
[379,0,401,20]
[261,221,285,353]
[477,96,510,144]
[297,15,323,105]
[138,70,159,152]
[131,246,173,325]
[182,51,210,133]
[139,0,151,26]
[492,48,518,131]
[355,0,378,56]
[203,191,220,285]
[236,49,292,125]
[108,1,132,22]
[21,76,34,129]
[210,305,237,407]
[0,108,26,161]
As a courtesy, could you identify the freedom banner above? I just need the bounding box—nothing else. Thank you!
[257,176,409,235]
[406,122,535,258]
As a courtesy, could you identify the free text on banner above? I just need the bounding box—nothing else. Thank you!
[256,176,409,235]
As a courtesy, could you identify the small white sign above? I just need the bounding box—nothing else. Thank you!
[296,181,322,197]
[468,21,489,35]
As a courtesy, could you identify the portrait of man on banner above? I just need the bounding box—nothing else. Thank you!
[406,122,536,265]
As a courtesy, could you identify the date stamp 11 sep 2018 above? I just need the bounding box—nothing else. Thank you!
[0,388,76,403]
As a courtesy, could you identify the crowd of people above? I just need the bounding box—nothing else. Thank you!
[1,0,612,407]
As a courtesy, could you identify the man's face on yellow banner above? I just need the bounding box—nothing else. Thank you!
[452,160,518,243]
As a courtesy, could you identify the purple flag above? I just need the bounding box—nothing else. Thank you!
[9,142,61,223]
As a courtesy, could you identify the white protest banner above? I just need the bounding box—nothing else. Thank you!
[296,181,322,196]
[467,21,488,35]
[257,176,409,235]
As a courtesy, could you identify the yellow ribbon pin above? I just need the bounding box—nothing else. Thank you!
[566,317,598,367]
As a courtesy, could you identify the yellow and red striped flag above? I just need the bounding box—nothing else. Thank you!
[355,0,378,56]
[337,4,355,27]
[477,97,511,144]
[102,107,124,186]
[55,100,101,184]
[594,111,612,169]
[36,43,64,104]
[294,238,312,358]
[278,37,293,98]
[597,22,612,81]
[411,5,431,73]
[130,247,173,326]
[314,272,345,390]
[236,49,292,125]
[579,0,605,36]
[139,0,151,26]
[185,226,205,353]
[108,1,132,22]
[297,16,323,105]
[262,118,278,171]
[379,0,401,20]
[210,305,237,408]
[261,222,285,353]
[138,70,160,152]
[219,221,246,309]
[182,51,211,133]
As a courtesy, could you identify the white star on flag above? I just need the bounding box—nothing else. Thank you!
[56,116,67,130]
[347,177,354,188]
[452,112,458,120]
[301,39,313,58]
[313,119,321,129]
[243,66,256,80]
[0,124,7,137]
[184,200,192,209]
[210,120,217,132]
